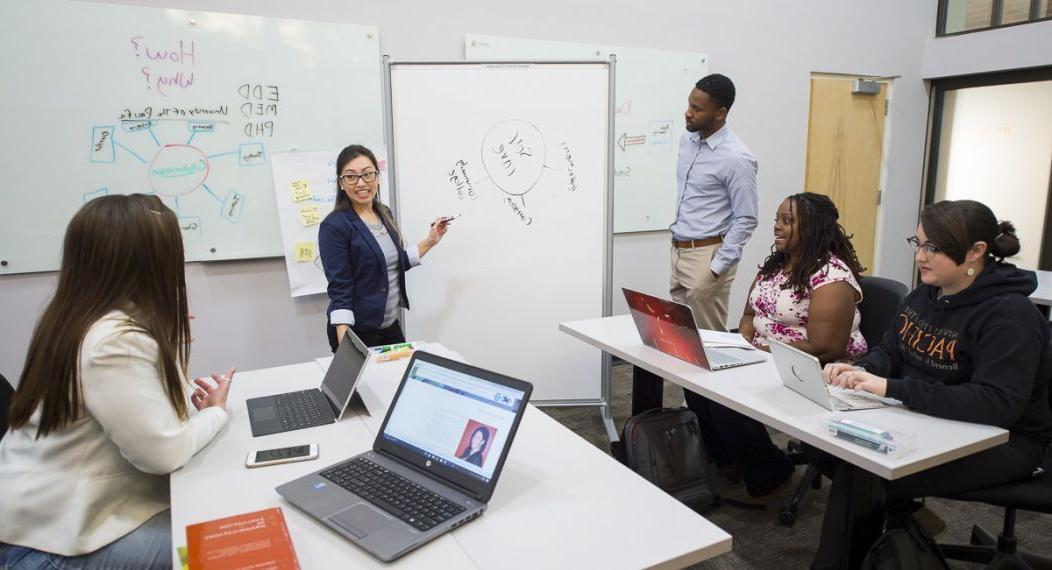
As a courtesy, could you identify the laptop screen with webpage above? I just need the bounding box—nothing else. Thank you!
[374,352,531,501]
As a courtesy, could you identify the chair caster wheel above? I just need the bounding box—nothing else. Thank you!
[777,508,797,527]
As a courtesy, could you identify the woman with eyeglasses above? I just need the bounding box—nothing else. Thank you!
[808,200,1052,569]
[319,145,451,351]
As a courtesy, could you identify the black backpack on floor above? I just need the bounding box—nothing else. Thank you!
[614,407,716,513]
[860,513,950,570]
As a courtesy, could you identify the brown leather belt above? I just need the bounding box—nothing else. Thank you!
[672,236,723,249]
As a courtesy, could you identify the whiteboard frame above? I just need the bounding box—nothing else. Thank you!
[382,59,616,438]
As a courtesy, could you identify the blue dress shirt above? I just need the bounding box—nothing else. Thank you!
[668,125,759,275]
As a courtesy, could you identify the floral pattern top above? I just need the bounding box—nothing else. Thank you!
[747,254,867,359]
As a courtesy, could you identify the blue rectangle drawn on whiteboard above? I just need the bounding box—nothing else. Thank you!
[82,187,108,202]
[238,143,266,167]
[648,120,673,154]
[220,191,245,223]
[188,121,215,133]
[89,127,116,163]
[121,120,155,133]
[178,216,202,242]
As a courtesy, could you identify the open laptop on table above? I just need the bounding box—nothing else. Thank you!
[622,288,764,371]
[277,350,532,562]
[246,330,370,437]
[768,338,888,411]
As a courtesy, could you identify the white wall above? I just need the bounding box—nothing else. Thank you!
[923,19,1052,79]
[0,0,982,383]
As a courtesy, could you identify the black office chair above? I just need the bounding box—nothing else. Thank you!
[0,372,13,442]
[777,275,909,526]
[937,334,1052,568]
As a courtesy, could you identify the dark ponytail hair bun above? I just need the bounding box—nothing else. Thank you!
[991,220,1020,260]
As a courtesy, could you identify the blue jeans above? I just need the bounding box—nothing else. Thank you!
[0,509,172,570]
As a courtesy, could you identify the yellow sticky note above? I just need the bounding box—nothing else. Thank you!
[295,241,316,262]
[299,205,321,227]
[290,180,312,202]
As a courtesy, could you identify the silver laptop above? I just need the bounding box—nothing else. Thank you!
[246,331,370,437]
[276,351,533,562]
[768,338,887,411]
[622,288,765,371]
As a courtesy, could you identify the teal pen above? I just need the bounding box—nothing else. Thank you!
[379,342,413,353]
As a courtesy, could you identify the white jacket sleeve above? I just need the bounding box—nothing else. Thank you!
[81,328,228,475]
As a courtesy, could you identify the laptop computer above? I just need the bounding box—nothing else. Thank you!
[767,338,887,411]
[622,288,765,371]
[246,331,370,437]
[276,350,532,562]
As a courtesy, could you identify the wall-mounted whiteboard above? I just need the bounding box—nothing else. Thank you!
[466,34,708,233]
[269,147,389,297]
[387,62,612,403]
[0,0,384,275]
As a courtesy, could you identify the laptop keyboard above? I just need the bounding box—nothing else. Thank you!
[321,457,466,532]
[274,390,329,430]
[829,386,885,409]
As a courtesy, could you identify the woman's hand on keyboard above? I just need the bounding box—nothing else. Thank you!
[826,367,887,398]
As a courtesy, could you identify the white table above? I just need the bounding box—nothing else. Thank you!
[1031,269,1052,310]
[559,315,1010,566]
[170,343,731,569]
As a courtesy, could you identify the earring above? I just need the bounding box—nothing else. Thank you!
[966,266,975,277]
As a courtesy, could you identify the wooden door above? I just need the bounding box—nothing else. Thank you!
[804,76,888,274]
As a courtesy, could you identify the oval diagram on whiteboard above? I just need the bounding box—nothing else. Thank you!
[480,120,546,197]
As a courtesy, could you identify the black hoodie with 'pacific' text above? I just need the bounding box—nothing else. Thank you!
[857,261,1052,444]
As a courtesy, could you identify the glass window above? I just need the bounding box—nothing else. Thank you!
[1002,0,1033,23]
[943,0,994,33]
[942,0,1052,34]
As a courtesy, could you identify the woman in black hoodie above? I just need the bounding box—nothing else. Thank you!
[810,200,1052,569]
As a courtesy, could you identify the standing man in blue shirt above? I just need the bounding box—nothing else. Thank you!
[631,75,792,502]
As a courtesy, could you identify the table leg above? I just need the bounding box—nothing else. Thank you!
[845,466,885,569]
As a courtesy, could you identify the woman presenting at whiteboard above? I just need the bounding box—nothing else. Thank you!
[319,144,451,351]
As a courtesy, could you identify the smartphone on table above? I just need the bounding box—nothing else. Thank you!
[245,444,319,468]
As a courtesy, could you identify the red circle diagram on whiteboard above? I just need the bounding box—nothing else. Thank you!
[480,120,546,197]
[148,144,210,197]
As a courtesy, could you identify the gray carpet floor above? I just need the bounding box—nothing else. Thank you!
[540,362,1052,569]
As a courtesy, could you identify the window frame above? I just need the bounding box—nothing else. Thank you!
[937,0,1052,37]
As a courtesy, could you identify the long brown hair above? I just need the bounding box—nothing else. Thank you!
[331,144,403,246]
[757,192,865,295]
[8,194,191,437]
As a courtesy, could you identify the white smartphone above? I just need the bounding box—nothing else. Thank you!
[245,444,319,468]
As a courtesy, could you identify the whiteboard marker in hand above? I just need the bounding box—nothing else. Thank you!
[431,214,461,227]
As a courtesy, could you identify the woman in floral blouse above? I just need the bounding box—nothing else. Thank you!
[739,192,867,363]
[687,192,868,506]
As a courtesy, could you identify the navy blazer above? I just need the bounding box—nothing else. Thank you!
[318,207,414,331]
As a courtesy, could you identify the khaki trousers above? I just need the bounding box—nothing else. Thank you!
[669,243,737,332]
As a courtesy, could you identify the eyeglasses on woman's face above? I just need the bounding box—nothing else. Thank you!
[906,235,942,255]
[339,171,378,185]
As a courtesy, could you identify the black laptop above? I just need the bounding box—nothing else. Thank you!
[246,331,370,437]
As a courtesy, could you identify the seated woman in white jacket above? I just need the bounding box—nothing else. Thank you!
[0,194,236,569]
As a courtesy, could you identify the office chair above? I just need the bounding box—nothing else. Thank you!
[777,275,909,527]
[0,372,13,442]
[937,333,1052,568]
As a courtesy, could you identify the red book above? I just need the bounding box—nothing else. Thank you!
[186,507,300,570]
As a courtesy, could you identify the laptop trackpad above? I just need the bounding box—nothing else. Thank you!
[329,504,395,538]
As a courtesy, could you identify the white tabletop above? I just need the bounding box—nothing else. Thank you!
[171,344,731,569]
[1031,269,1052,306]
[560,315,1009,481]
